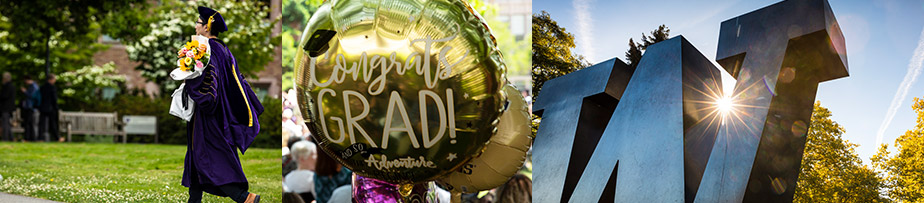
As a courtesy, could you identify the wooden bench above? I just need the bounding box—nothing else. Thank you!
[60,111,126,143]
[9,109,127,143]
[122,115,158,143]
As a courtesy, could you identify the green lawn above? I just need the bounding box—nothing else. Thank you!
[0,143,280,202]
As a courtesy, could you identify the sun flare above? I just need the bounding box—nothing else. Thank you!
[716,96,734,114]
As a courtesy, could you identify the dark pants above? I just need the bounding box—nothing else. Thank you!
[21,109,35,141]
[188,183,250,203]
[186,161,251,203]
[38,111,58,142]
[1,111,11,141]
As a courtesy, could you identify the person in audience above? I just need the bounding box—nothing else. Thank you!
[38,74,59,142]
[326,185,351,203]
[314,149,352,203]
[282,192,306,203]
[285,140,318,202]
[0,72,15,141]
[20,75,39,141]
[495,174,532,203]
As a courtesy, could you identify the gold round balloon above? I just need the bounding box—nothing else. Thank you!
[435,85,533,193]
[294,0,507,184]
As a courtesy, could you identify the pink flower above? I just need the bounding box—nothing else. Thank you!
[178,48,188,58]
[195,60,204,69]
[186,51,195,58]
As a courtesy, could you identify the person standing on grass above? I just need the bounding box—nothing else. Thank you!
[0,72,15,141]
[20,75,39,141]
[182,6,264,203]
[38,74,58,142]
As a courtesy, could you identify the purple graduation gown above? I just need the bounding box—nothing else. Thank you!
[182,38,264,196]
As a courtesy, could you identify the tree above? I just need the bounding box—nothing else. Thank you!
[531,11,588,136]
[532,11,588,100]
[466,0,532,80]
[122,0,279,94]
[794,102,887,202]
[57,62,126,111]
[873,97,924,202]
[0,0,146,79]
[625,24,670,72]
[280,0,323,92]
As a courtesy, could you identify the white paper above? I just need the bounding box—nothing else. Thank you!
[169,83,195,121]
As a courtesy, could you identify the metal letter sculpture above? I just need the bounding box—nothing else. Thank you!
[532,57,632,202]
[531,0,847,202]
[696,0,847,202]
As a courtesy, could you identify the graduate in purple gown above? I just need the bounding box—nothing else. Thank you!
[182,6,264,203]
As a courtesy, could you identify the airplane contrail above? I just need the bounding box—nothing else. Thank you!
[573,0,596,62]
[876,28,924,146]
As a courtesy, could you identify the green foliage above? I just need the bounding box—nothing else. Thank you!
[531,11,587,100]
[0,0,146,79]
[467,0,531,87]
[83,91,279,148]
[0,143,280,202]
[873,97,924,202]
[479,4,531,80]
[121,0,279,93]
[625,24,670,72]
[57,62,126,111]
[281,0,324,92]
[256,96,283,149]
[794,101,887,202]
[531,11,587,136]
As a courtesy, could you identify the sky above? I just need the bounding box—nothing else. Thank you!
[532,0,924,162]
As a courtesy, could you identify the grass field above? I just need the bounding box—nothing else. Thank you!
[0,142,280,202]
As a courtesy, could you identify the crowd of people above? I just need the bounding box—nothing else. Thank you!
[0,72,60,142]
[281,87,352,203]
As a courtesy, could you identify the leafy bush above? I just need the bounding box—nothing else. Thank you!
[58,62,126,111]
[84,90,280,148]
[255,96,282,149]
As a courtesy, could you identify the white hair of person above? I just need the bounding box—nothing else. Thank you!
[291,140,317,161]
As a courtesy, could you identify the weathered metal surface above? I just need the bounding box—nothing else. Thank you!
[567,36,724,203]
[695,0,848,202]
[532,57,632,203]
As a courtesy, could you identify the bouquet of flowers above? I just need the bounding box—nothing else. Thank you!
[170,35,211,80]
[170,35,211,121]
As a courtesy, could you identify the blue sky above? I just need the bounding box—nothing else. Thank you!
[533,0,924,162]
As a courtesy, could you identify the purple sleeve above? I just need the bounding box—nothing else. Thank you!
[185,65,221,115]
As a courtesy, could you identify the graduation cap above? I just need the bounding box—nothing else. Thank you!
[197,6,228,33]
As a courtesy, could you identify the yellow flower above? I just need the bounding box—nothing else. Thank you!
[186,40,198,49]
[179,60,188,71]
[185,57,193,66]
